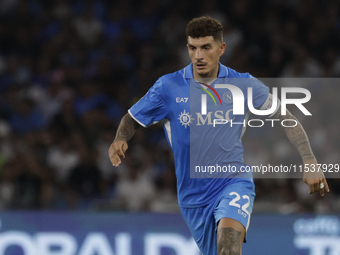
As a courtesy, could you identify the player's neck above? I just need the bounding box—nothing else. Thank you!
[193,67,219,84]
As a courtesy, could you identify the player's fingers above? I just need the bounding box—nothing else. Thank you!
[319,181,325,197]
[116,146,125,158]
[117,143,128,158]
[308,183,315,194]
[108,144,122,167]
[324,179,330,193]
[116,141,128,158]
[309,183,315,194]
[109,153,121,167]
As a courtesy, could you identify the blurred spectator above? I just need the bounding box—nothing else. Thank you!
[281,44,322,77]
[46,137,79,186]
[1,150,53,209]
[52,0,72,20]
[73,4,103,46]
[151,167,179,213]
[9,98,46,136]
[115,160,156,211]
[66,146,105,210]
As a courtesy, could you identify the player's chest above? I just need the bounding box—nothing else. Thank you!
[167,83,236,129]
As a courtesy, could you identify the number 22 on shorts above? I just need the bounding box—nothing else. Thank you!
[229,192,250,216]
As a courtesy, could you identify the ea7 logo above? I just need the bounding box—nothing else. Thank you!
[176,97,188,103]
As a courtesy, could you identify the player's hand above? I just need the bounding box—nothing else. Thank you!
[108,139,128,167]
[302,158,330,196]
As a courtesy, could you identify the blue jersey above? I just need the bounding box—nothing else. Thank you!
[129,63,269,208]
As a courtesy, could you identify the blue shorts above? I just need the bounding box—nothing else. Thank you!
[180,178,255,255]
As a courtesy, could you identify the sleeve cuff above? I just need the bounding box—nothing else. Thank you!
[128,109,147,128]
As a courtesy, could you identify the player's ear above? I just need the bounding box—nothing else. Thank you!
[219,42,226,56]
[186,36,190,50]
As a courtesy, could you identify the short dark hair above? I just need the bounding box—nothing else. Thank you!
[186,16,223,42]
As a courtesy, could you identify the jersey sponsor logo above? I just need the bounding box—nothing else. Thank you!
[176,97,188,103]
[178,110,193,128]
[195,110,234,126]
[179,110,234,127]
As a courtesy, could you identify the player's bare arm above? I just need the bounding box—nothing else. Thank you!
[108,113,140,167]
[272,106,330,196]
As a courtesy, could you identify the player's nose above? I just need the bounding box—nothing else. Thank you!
[195,48,203,59]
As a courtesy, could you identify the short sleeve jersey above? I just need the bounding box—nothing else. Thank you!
[129,63,269,208]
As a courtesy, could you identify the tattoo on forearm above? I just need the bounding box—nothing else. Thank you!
[217,228,241,255]
[114,114,140,142]
[273,108,315,160]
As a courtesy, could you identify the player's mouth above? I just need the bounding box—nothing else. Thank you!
[196,63,207,70]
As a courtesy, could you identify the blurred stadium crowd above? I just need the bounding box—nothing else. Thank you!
[0,0,339,213]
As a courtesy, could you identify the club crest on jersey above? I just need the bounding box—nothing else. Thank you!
[222,91,233,103]
[178,110,193,128]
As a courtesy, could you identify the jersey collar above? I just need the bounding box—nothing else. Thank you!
[183,63,229,78]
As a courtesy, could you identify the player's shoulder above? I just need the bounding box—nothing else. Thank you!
[154,68,186,93]
[147,69,185,99]
[158,68,185,83]
[226,66,251,78]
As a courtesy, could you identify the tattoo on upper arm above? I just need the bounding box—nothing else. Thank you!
[217,228,241,255]
[114,114,140,142]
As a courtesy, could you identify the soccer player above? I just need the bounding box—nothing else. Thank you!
[109,16,329,255]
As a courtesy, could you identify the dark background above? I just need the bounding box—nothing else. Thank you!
[0,0,339,213]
